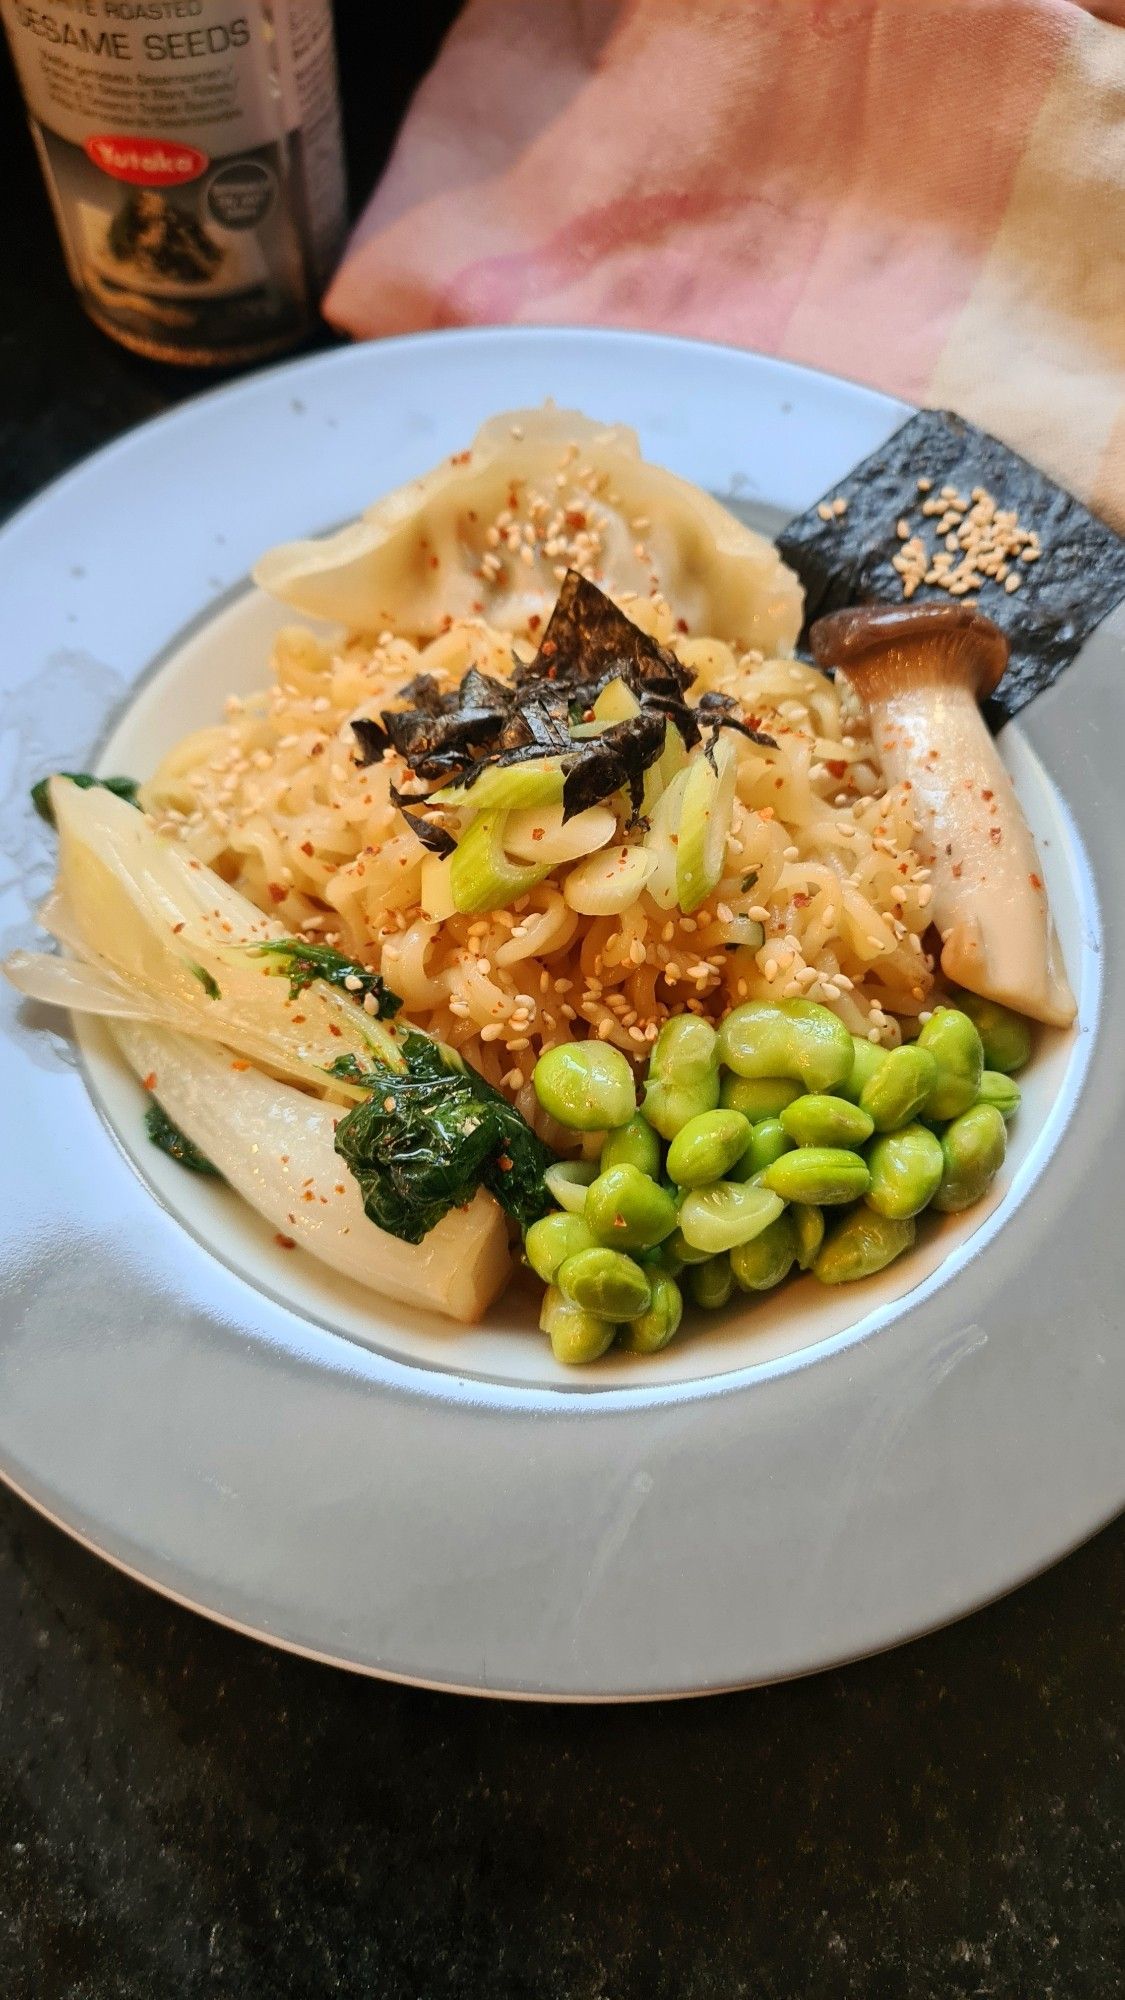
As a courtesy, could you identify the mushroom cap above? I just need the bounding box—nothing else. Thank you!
[809,602,1010,701]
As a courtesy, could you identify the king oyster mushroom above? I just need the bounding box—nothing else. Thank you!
[810,602,1076,1028]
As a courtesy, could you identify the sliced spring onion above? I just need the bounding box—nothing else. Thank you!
[448,811,551,913]
[563,843,655,916]
[677,736,738,914]
[656,719,689,790]
[431,759,567,812]
[642,764,691,910]
[569,681,643,740]
[503,802,616,865]
[641,718,688,818]
[592,677,641,724]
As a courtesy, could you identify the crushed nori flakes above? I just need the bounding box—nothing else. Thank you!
[352,571,776,833]
[397,809,457,857]
[145,1100,221,1177]
[777,408,1125,726]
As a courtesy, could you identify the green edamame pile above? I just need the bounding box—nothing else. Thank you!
[528,996,1031,1365]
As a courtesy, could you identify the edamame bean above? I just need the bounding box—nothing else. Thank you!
[953,991,1033,1075]
[730,1117,794,1180]
[731,1211,798,1292]
[791,1202,825,1270]
[524,1211,595,1283]
[533,1040,636,1131]
[543,1159,597,1214]
[557,1246,651,1318]
[677,1181,784,1255]
[621,1272,684,1354]
[976,1070,1022,1120]
[719,1074,804,1120]
[761,1147,871,1206]
[666,1109,752,1187]
[539,1287,617,1364]
[600,1115,663,1179]
[644,1239,684,1277]
[718,998,853,1093]
[864,1124,944,1220]
[688,1256,734,1310]
[641,1015,720,1139]
[780,1094,874,1149]
[835,1034,889,1104]
[813,1209,916,1284]
[584,1163,678,1250]
[859,1044,939,1132]
[932,1103,1006,1212]
[917,1008,984,1120]
[662,1226,711,1267]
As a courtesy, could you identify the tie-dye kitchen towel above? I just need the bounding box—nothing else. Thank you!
[324,0,1125,530]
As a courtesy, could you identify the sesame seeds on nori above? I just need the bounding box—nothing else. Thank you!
[777,408,1125,725]
[352,571,777,830]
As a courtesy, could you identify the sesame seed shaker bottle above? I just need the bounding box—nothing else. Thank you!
[1,0,347,365]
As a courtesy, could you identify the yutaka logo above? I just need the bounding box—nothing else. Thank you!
[84,134,209,186]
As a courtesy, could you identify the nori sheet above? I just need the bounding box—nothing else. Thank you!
[776,408,1125,726]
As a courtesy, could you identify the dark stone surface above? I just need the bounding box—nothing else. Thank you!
[1,13,1124,1997]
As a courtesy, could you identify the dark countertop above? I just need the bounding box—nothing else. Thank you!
[2,18,1124,1998]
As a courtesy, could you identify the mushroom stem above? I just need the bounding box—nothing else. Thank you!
[810,604,1076,1029]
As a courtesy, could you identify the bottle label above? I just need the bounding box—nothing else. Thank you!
[1,0,347,363]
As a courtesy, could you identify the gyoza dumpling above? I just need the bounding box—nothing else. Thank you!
[253,406,803,654]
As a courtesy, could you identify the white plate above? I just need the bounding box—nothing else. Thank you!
[0,328,1121,1698]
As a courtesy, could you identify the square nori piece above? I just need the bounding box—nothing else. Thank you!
[777,408,1125,726]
